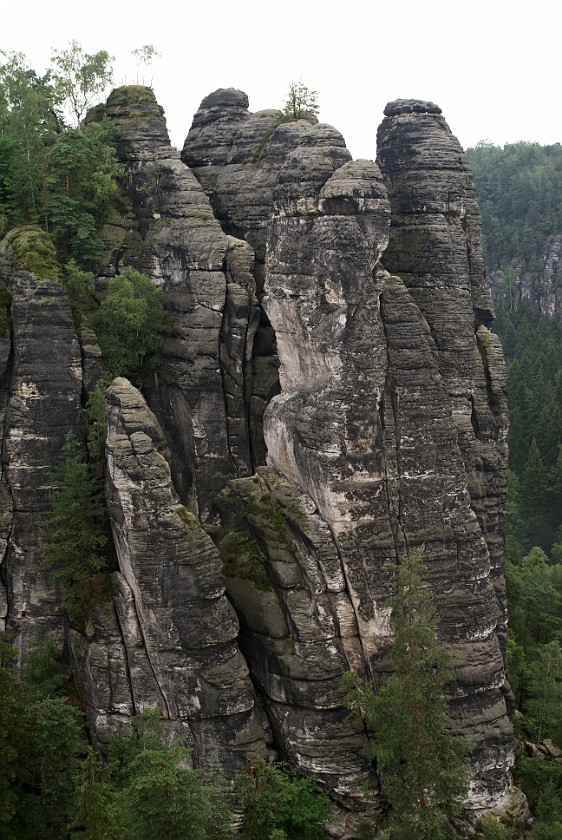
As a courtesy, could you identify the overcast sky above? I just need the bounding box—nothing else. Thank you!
[3,0,559,160]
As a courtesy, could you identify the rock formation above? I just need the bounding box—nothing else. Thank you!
[0,264,83,660]
[0,85,517,830]
[70,377,268,769]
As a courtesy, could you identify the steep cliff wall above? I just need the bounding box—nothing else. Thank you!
[0,265,83,660]
[0,86,516,830]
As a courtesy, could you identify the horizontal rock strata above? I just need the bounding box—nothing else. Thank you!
[0,269,83,659]
[103,377,267,772]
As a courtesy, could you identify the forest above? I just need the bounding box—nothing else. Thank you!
[468,140,562,839]
[0,43,561,839]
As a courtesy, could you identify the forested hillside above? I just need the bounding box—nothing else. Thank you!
[467,141,562,559]
[469,141,562,838]
[466,142,562,272]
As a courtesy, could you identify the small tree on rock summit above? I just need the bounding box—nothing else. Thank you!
[283,80,319,122]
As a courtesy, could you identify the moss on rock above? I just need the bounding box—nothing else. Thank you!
[0,225,62,280]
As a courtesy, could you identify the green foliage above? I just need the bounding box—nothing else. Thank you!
[0,636,85,840]
[83,381,108,467]
[282,80,319,122]
[476,815,511,840]
[524,640,562,745]
[466,141,562,271]
[43,432,107,623]
[517,757,562,838]
[344,548,469,840]
[0,634,22,839]
[109,708,219,840]
[91,267,169,384]
[72,747,123,840]
[221,527,272,591]
[0,225,62,279]
[493,302,562,556]
[0,51,60,227]
[14,699,82,839]
[45,119,124,265]
[2,688,330,840]
[50,40,113,126]
[61,258,95,323]
[507,546,562,654]
[237,757,331,840]
[22,633,70,700]
[123,745,212,840]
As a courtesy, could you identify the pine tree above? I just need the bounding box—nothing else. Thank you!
[0,634,22,839]
[73,747,122,840]
[43,432,106,623]
[344,548,469,840]
[524,640,562,745]
[14,697,83,840]
[112,709,212,840]
[282,80,319,121]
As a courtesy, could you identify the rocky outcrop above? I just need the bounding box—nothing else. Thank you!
[183,91,514,818]
[97,377,268,771]
[214,467,379,812]
[98,87,255,516]
[0,267,83,659]
[182,89,317,465]
[376,100,509,664]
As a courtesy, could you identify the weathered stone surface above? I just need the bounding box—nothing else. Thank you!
[254,103,514,815]
[0,270,83,657]
[376,99,510,664]
[104,377,268,771]
[182,91,322,464]
[214,468,377,809]
[99,87,243,516]
[67,588,135,751]
[0,85,516,829]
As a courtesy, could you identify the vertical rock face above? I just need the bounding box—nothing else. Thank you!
[376,100,509,659]
[0,269,83,658]
[182,90,317,465]
[101,377,267,772]
[222,101,512,816]
[99,87,255,516]
[489,233,562,322]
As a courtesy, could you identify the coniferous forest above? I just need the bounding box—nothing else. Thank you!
[1,43,562,839]
[468,141,562,839]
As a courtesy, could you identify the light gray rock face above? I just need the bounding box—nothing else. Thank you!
[103,377,268,772]
[214,467,380,812]
[0,270,83,657]
[0,85,515,828]
[182,90,319,465]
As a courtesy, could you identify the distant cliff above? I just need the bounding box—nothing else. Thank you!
[0,85,519,833]
[466,141,562,323]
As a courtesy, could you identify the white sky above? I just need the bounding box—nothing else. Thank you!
[3,0,560,159]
